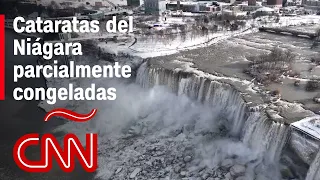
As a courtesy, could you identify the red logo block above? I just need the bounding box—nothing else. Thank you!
[0,15,5,100]
[13,109,99,172]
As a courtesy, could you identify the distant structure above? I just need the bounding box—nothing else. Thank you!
[144,0,166,14]
[301,0,307,5]
[22,0,40,4]
[267,0,283,7]
[282,0,287,6]
[177,0,181,10]
[53,9,76,17]
[304,0,320,14]
[95,1,103,7]
[166,1,200,12]
[248,0,257,6]
[88,10,105,20]
[127,0,140,6]
[166,1,221,13]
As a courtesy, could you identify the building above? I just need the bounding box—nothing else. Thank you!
[95,1,103,7]
[304,0,320,14]
[53,8,76,17]
[248,0,257,6]
[88,10,105,20]
[167,1,200,12]
[144,0,166,15]
[267,0,283,7]
[302,0,307,5]
[127,0,140,6]
[239,4,261,11]
[222,6,248,16]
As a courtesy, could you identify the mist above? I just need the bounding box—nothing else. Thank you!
[40,56,282,180]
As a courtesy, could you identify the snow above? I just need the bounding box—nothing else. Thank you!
[270,15,320,27]
[37,56,285,180]
[291,116,320,140]
[123,28,254,58]
[73,14,320,96]
[76,15,320,59]
[255,7,275,12]
[171,60,259,94]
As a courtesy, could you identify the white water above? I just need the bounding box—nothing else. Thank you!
[242,113,290,170]
[306,149,320,180]
[136,62,248,137]
[40,59,290,180]
[136,62,291,179]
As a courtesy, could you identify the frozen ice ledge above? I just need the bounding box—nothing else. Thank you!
[135,60,320,179]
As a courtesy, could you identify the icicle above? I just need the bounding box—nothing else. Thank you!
[136,62,289,165]
[306,149,320,180]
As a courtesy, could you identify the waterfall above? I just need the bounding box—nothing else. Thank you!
[289,130,320,165]
[306,149,320,180]
[136,62,290,171]
[242,112,290,163]
[136,62,248,136]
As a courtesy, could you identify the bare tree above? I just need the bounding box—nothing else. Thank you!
[49,1,60,9]
[316,28,320,40]
[311,28,320,49]
[246,47,296,84]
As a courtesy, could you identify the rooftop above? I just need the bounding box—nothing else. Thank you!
[291,116,320,140]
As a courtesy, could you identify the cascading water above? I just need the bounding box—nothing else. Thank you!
[241,112,290,178]
[241,112,290,163]
[42,58,291,180]
[136,62,248,137]
[136,62,291,179]
[306,149,320,180]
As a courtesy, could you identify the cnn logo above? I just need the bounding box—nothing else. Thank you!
[13,108,98,173]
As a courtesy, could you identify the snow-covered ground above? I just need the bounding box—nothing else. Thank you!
[35,11,320,180]
[128,28,255,58]
[267,15,320,27]
[78,15,320,59]
[291,116,320,140]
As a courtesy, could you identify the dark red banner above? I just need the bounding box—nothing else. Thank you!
[0,15,4,100]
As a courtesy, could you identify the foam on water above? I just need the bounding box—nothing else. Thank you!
[40,58,289,180]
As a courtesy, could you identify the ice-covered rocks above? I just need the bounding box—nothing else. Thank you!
[221,159,233,169]
[183,156,192,163]
[174,166,181,173]
[115,167,122,174]
[225,172,232,179]
[180,171,188,177]
[235,176,246,180]
[230,164,246,177]
[256,174,271,180]
[129,168,142,179]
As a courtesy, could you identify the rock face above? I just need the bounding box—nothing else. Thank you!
[230,165,246,177]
